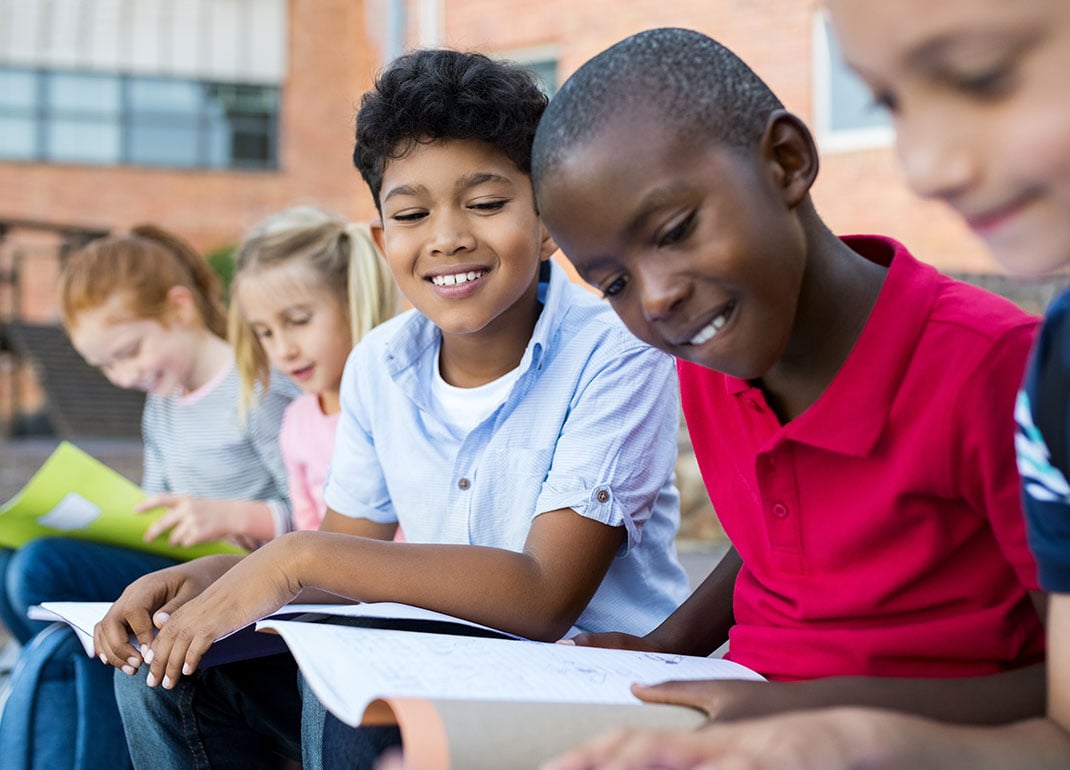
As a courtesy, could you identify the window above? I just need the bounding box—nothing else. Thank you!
[813,13,893,152]
[0,67,279,170]
[499,47,559,97]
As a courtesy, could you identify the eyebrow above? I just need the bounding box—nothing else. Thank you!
[574,183,692,278]
[907,27,1038,71]
[381,171,515,205]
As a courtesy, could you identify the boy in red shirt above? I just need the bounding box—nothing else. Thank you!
[531,26,1044,725]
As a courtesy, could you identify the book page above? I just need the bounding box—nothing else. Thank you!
[374,698,707,770]
[0,442,243,560]
[256,619,764,728]
[30,600,525,662]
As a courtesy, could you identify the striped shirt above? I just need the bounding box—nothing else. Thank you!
[141,363,296,536]
[326,260,690,636]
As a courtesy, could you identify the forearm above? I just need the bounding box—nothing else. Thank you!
[768,664,1045,725]
[848,712,1070,770]
[646,546,739,655]
[285,531,597,640]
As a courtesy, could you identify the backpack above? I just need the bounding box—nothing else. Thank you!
[0,622,132,770]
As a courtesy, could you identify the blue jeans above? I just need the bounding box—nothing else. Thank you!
[0,538,177,643]
[114,653,326,770]
[0,539,179,769]
[322,716,402,770]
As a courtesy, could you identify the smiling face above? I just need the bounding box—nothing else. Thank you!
[69,291,203,395]
[236,262,353,412]
[537,113,809,380]
[378,138,555,348]
[827,0,1070,276]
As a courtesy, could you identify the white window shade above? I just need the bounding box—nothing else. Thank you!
[0,0,287,84]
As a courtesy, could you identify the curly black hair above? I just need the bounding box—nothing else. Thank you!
[353,49,549,212]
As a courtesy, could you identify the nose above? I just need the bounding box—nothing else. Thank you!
[428,209,476,257]
[895,108,977,202]
[105,362,140,390]
[268,330,299,361]
[638,268,690,323]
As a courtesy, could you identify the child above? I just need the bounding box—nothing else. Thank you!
[542,5,1070,769]
[229,205,397,531]
[0,226,295,770]
[98,49,691,769]
[528,24,1044,735]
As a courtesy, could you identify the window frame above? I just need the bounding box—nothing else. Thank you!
[812,11,895,154]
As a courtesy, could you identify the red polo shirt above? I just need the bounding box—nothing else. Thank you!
[679,236,1044,682]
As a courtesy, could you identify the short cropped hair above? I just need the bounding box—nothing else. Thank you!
[532,27,784,190]
[354,49,549,211]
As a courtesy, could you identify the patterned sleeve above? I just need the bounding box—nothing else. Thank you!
[1018,290,1070,590]
[323,345,396,523]
[139,395,168,494]
[534,330,679,554]
[246,373,297,536]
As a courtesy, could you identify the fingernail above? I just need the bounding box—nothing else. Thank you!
[127,657,140,668]
[155,612,170,624]
[556,639,576,645]
[183,662,192,676]
[98,653,108,664]
[162,675,172,689]
[122,665,135,676]
[146,672,157,687]
[143,649,154,664]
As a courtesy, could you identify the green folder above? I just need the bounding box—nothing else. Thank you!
[0,441,246,560]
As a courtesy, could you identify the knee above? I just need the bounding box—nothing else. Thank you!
[113,665,156,718]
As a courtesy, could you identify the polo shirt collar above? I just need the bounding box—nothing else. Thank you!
[727,236,941,457]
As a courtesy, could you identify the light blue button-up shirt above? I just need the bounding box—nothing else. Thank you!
[325,261,690,636]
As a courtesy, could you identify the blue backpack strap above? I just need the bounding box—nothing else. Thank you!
[0,622,132,770]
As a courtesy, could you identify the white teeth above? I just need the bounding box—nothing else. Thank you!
[688,310,730,346]
[432,270,484,287]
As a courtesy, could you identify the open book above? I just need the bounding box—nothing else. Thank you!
[29,600,526,667]
[259,616,763,770]
[37,600,763,769]
[0,442,244,560]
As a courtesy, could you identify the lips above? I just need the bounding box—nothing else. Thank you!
[679,301,736,347]
[962,192,1036,235]
[290,364,315,382]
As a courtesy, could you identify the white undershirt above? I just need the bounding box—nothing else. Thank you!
[431,346,522,437]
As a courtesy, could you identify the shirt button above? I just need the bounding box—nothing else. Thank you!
[596,489,610,503]
[771,502,789,518]
[457,478,471,491]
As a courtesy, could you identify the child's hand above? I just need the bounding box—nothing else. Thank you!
[631,679,778,722]
[569,631,666,652]
[138,494,243,547]
[143,536,304,689]
[539,708,895,770]
[94,556,236,674]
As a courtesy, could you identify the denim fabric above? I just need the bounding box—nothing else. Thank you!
[115,653,304,770]
[0,548,37,644]
[2,538,177,633]
[321,715,402,770]
[0,622,131,770]
[0,540,178,767]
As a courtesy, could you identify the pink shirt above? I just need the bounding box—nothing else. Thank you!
[279,393,340,531]
[679,236,1043,682]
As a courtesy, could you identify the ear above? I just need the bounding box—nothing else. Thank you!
[163,285,198,327]
[369,219,386,254]
[760,110,819,209]
[537,222,559,263]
